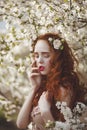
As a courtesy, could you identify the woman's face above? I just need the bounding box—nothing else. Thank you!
[34,40,54,75]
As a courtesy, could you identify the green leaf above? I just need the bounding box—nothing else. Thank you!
[60,45,64,50]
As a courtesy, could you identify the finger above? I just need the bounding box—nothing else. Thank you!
[34,107,40,113]
[34,106,39,111]
[30,73,41,77]
[28,70,39,77]
[31,67,39,73]
[31,61,36,67]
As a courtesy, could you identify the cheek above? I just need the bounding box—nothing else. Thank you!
[46,59,51,67]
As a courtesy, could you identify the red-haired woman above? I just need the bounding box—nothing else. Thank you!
[16,33,86,130]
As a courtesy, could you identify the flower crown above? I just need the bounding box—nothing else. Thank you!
[48,37,64,50]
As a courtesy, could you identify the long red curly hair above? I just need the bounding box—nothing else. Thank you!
[31,33,86,120]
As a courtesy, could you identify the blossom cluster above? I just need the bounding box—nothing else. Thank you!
[0,0,87,128]
[44,102,87,130]
[48,37,64,50]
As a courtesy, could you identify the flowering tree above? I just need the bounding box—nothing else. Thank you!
[0,0,87,129]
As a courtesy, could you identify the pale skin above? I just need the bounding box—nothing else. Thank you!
[16,40,73,129]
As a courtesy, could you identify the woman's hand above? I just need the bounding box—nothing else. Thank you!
[38,91,52,114]
[29,61,41,93]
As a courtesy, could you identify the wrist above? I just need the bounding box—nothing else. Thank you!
[31,87,36,94]
[27,88,36,99]
[31,87,38,95]
[33,85,40,93]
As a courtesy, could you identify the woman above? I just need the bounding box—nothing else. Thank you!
[16,33,85,130]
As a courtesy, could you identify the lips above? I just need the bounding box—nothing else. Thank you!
[39,66,45,71]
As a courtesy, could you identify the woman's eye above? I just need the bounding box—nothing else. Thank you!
[34,53,50,58]
[44,54,50,58]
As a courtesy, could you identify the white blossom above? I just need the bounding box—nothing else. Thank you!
[53,39,62,49]
[0,0,87,128]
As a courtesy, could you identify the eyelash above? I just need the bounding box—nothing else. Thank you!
[34,54,50,58]
[44,54,50,58]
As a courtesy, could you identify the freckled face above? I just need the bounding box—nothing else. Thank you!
[34,40,54,75]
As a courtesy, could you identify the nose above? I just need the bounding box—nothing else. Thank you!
[38,56,43,63]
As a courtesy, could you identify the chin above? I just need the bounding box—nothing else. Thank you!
[40,71,48,75]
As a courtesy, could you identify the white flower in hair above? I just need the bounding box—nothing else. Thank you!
[53,39,62,50]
